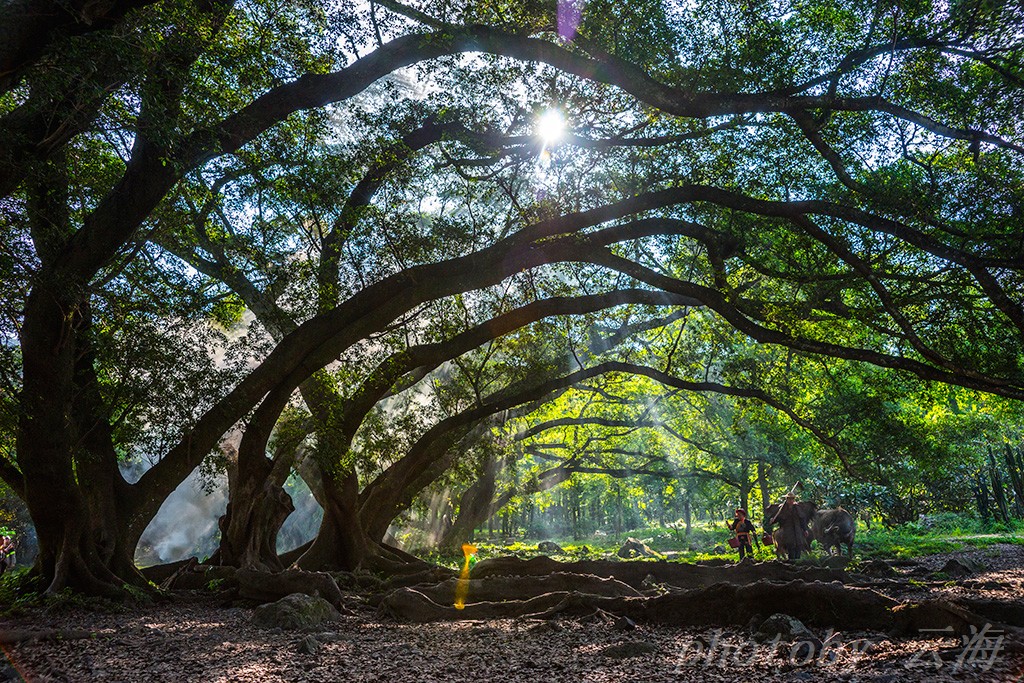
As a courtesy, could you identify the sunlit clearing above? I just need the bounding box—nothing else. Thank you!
[453,542,478,610]
[536,109,566,145]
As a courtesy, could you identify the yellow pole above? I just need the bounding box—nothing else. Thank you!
[453,543,477,610]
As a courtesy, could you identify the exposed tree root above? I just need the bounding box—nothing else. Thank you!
[358,545,435,576]
[40,538,137,600]
[140,559,194,585]
[144,561,237,591]
[380,588,571,622]
[378,542,433,568]
[889,599,1023,638]
[380,575,1013,639]
[471,556,850,588]
[400,572,640,606]
[379,567,457,592]
[278,541,312,568]
[156,557,201,590]
[954,597,1024,627]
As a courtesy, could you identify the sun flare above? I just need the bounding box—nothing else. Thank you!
[536,109,566,145]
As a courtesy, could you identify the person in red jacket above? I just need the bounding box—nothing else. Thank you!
[728,508,756,560]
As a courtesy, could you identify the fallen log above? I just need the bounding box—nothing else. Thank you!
[159,564,238,591]
[471,556,849,588]
[235,568,345,608]
[140,558,195,585]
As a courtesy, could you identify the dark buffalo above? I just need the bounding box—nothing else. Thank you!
[812,508,856,557]
[763,498,816,559]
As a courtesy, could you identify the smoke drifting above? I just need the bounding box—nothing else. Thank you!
[135,467,228,565]
[131,464,323,565]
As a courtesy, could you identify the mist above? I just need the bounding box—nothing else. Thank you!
[134,467,227,565]
[131,464,324,566]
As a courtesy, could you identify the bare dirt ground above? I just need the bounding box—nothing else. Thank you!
[3,545,1024,682]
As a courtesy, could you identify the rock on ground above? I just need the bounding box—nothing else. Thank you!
[252,593,340,630]
[617,537,657,558]
[755,613,814,642]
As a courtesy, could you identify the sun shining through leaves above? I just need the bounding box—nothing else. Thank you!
[536,109,566,147]
[453,542,478,610]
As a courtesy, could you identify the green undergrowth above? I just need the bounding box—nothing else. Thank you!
[423,515,1024,569]
[855,514,1024,559]
[0,567,159,617]
[0,566,43,612]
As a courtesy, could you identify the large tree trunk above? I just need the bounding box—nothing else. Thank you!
[217,477,295,571]
[72,302,149,588]
[295,471,372,571]
[293,467,421,573]
[21,295,157,596]
[18,281,132,596]
[756,459,770,514]
[13,38,232,594]
[359,426,469,543]
[18,157,141,595]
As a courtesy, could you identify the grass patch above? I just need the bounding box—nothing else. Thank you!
[855,532,961,559]
[851,518,1024,560]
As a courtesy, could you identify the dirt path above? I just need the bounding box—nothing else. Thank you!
[3,545,1024,682]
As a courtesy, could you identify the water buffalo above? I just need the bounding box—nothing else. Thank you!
[812,508,856,557]
[763,497,816,559]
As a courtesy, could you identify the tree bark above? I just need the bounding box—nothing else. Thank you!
[382,574,1004,640]
[216,399,303,571]
[218,479,295,571]
[295,471,372,571]
[738,474,750,515]
[17,164,136,595]
[72,301,149,588]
